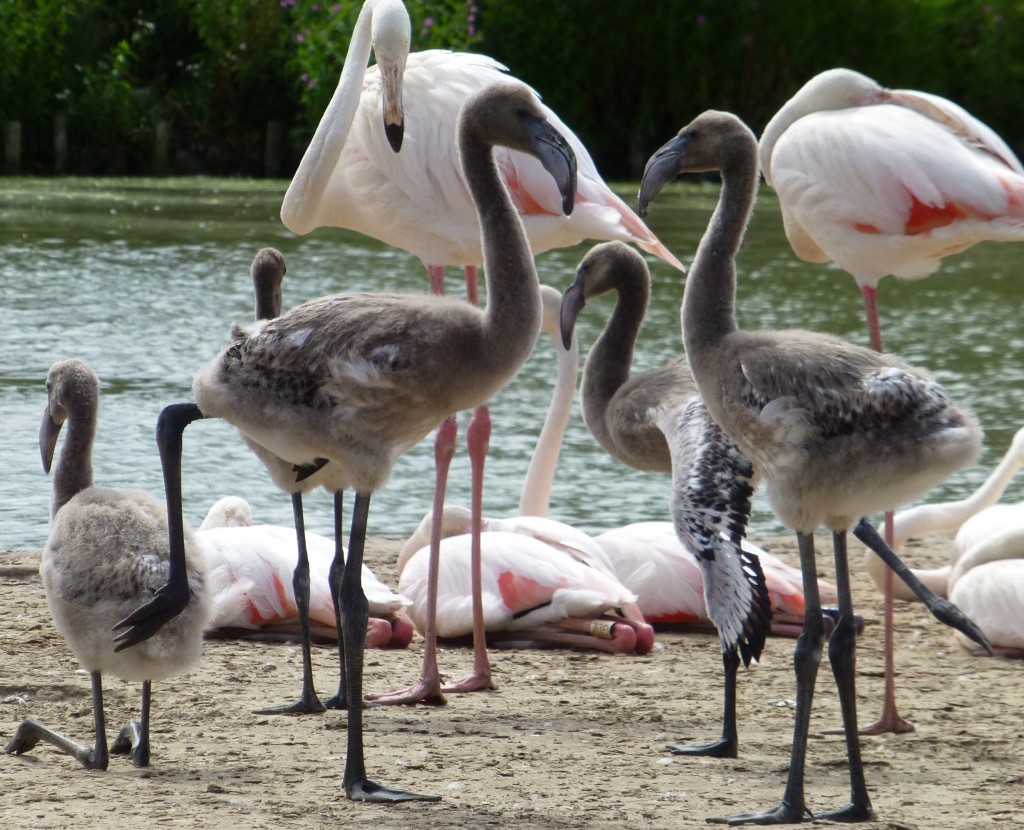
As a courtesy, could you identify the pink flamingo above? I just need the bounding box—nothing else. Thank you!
[280,0,682,702]
[197,497,413,649]
[759,66,1024,733]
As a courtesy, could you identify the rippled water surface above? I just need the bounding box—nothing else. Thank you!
[3,176,1023,550]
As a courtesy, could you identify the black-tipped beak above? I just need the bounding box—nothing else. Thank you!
[530,118,577,216]
[379,60,404,153]
[638,133,687,219]
[40,406,61,474]
[559,274,587,350]
[385,121,404,153]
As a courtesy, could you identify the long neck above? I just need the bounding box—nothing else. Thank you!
[52,408,95,518]
[518,316,580,517]
[460,127,543,377]
[279,0,375,232]
[891,436,1024,548]
[580,270,647,453]
[682,143,758,360]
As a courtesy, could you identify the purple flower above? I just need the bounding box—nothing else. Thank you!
[294,32,305,42]
[696,14,707,25]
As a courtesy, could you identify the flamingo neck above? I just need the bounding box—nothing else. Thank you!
[458,126,543,378]
[580,263,648,452]
[519,307,580,517]
[682,141,757,362]
[279,0,379,233]
[52,408,96,519]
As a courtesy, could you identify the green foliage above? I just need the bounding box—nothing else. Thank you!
[2,0,1024,176]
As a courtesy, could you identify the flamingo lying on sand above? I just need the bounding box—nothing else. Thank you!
[197,497,412,649]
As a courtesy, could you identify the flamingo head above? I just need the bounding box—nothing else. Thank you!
[371,0,410,152]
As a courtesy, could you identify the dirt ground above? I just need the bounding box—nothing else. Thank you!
[1,531,1021,830]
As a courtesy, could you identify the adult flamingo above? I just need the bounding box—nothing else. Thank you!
[759,67,1024,733]
[280,1,682,704]
[113,84,578,803]
[864,425,1024,600]
[197,496,412,649]
[639,109,990,823]
[385,285,653,660]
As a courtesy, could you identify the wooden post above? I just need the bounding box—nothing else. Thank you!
[5,121,21,174]
[53,112,68,173]
[264,120,285,177]
[153,120,171,175]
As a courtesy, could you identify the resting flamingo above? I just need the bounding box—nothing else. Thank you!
[113,84,578,802]
[280,0,681,700]
[197,496,412,649]
[760,66,1024,733]
[639,108,990,823]
[387,285,653,658]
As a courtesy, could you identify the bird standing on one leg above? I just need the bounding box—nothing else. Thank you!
[759,66,1024,734]
[640,108,992,824]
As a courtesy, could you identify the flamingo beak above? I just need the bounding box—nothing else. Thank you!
[379,59,405,152]
[40,405,62,474]
[558,275,587,351]
[529,118,577,217]
[638,133,686,219]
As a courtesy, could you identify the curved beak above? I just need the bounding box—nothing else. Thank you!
[40,405,61,474]
[529,118,577,216]
[559,273,587,350]
[379,59,405,152]
[638,133,687,219]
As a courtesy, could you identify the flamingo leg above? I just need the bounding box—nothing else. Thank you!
[368,417,455,705]
[487,618,637,653]
[5,670,111,770]
[858,284,916,735]
[257,492,327,715]
[668,647,740,759]
[443,403,497,694]
[816,531,876,820]
[708,532,823,825]
[341,492,440,803]
[111,679,152,767]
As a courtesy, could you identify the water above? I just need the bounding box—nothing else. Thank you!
[3,176,1023,551]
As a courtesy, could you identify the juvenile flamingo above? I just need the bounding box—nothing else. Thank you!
[760,66,1024,733]
[639,109,991,823]
[113,84,578,802]
[5,359,211,770]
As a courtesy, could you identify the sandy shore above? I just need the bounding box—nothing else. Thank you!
[2,531,1021,830]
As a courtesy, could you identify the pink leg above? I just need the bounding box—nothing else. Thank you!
[428,264,446,295]
[442,404,497,693]
[858,287,915,734]
[367,416,457,705]
[463,265,479,306]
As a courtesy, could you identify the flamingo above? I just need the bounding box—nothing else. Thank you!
[558,240,783,757]
[197,496,413,649]
[639,109,990,823]
[5,359,212,770]
[385,285,653,657]
[112,84,577,802]
[759,66,1024,733]
[864,425,1024,600]
[280,0,682,703]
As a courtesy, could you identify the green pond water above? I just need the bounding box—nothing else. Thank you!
[2,176,1023,551]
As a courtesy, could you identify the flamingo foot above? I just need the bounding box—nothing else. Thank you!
[441,669,497,694]
[628,621,656,654]
[857,711,915,736]
[706,800,813,825]
[365,617,394,649]
[254,689,327,716]
[346,777,441,803]
[110,720,149,767]
[667,737,736,759]
[387,616,416,649]
[814,800,875,823]
[368,677,447,706]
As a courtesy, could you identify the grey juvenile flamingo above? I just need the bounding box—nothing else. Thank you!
[639,109,991,824]
[5,359,211,770]
[112,83,577,803]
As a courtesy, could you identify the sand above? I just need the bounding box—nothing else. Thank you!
[1,532,1021,830]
